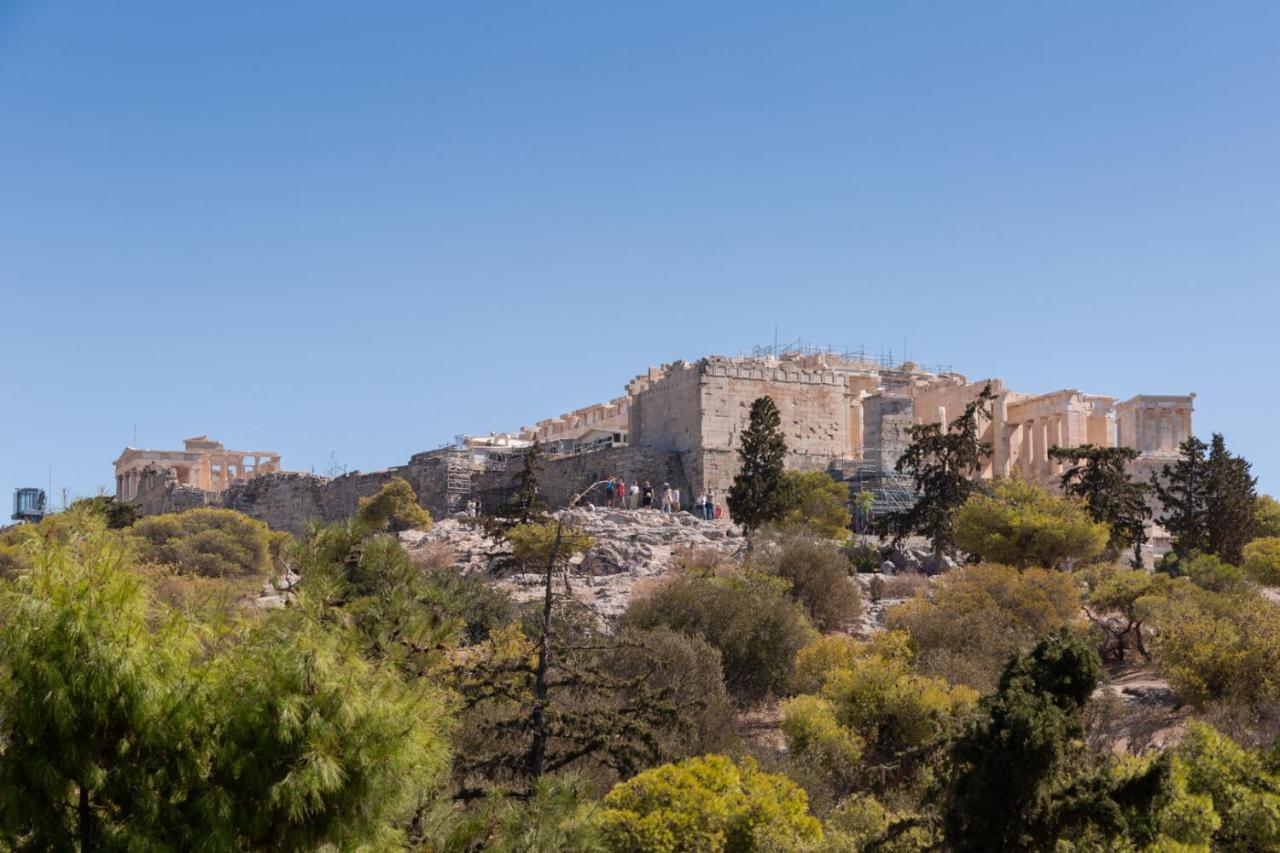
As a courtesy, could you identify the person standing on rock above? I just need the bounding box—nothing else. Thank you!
[660,483,672,513]
[616,477,626,509]
[604,478,616,507]
[642,481,654,509]
[695,491,706,519]
[671,486,681,512]
[630,481,640,509]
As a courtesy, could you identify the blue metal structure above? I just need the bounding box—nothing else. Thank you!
[11,488,47,523]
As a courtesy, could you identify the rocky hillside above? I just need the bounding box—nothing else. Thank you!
[403,508,748,618]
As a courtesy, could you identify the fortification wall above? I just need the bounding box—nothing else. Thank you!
[475,446,688,512]
[695,359,854,495]
[221,469,404,534]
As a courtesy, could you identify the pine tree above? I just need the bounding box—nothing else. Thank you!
[1153,436,1210,557]
[727,396,788,533]
[879,384,994,571]
[1048,444,1150,567]
[1205,433,1257,565]
[511,439,548,523]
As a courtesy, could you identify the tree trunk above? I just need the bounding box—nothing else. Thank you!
[528,520,564,781]
[79,783,91,852]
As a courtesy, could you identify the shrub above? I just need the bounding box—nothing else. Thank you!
[886,563,1081,691]
[782,632,976,798]
[1256,495,1280,540]
[355,477,432,532]
[129,508,273,577]
[596,755,823,852]
[775,470,852,540]
[1147,583,1280,708]
[1243,537,1280,585]
[752,529,861,631]
[953,477,1108,569]
[504,521,594,568]
[622,570,817,703]
[605,627,738,760]
[1156,550,1247,593]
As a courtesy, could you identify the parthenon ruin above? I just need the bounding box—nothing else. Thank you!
[114,436,280,501]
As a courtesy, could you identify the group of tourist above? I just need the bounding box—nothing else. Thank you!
[601,477,723,520]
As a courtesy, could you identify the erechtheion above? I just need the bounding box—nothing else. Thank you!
[114,436,280,501]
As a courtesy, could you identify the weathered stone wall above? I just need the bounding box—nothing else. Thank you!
[221,469,403,534]
[133,465,212,516]
[474,445,688,511]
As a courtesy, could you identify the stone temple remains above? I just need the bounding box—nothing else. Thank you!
[118,347,1193,540]
[114,436,280,503]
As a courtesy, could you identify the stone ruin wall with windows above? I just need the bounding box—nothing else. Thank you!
[118,349,1195,536]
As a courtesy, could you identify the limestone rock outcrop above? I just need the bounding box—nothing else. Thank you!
[404,509,746,618]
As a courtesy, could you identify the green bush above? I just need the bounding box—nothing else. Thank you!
[356,477,432,532]
[753,528,861,631]
[1156,550,1247,593]
[885,563,1082,691]
[622,570,817,703]
[596,755,823,852]
[953,477,1109,569]
[774,470,852,540]
[1243,537,1280,585]
[129,508,273,578]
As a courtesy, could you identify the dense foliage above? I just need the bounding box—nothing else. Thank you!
[953,476,1109,569]
[1047,443,1150,565]
[878,383,994,569]
[622,568,817,703]
[10,455,1280,851]
[129,507,284,577]
[355,476,433,532]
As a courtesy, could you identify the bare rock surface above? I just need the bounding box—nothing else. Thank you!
[405,509,747,618]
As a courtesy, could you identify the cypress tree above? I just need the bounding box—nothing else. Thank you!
[1205,433,1257,565]
[727,396,788,533]
[1153,437,1210,557]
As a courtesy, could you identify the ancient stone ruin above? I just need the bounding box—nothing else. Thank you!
[117,347,1193,536]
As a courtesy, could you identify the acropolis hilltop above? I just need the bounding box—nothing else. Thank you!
[116,346,1193,544]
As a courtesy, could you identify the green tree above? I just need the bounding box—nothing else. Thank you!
[597,755,823,852]
[945,631,1103,850]
[1078,565,1173,662]
[0,513,452,850]
[622,569,817,703]
[775,470,852,540]
[511,439,548,522]
[878,384,995,571]
[1205,433,1257,565]
[953,476,1109,569]
[1254,495,1280,539]
[69,494,140,529]
[1175,722,1280,850]
[1153,436,1210,557]
[1243,536,1280,585]
[1048,444,1150,566]
[0,517,207,850]
[727,396,788,533]
[356,476,433,532]
[202,608,452,850]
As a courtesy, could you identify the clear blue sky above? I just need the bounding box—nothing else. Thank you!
[3,2,1278,509]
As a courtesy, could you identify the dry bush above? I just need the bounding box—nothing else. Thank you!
[672,545,732,575]
[877,572,929,601]
[410,541,457,572]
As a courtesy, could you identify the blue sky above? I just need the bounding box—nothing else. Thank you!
[2,2,1278,508]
